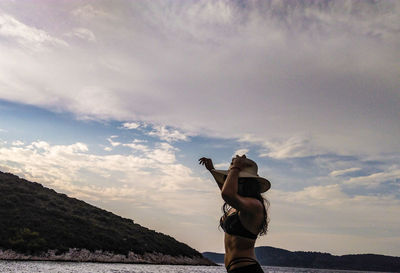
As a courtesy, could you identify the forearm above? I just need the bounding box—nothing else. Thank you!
[221,168,239,198]
[210,169,224,190]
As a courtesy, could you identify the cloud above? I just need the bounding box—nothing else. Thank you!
[233,148,249,157]
[259,135,324,159]
[146,142,177,164]
[270,184,400,236]
[107,137,121,147]
[11,140,24,146]
[274,184,348,207]
[132,139,147,143]
[122,139,149,153]
[345,168,400,188]
[0,13,67,49]
[148,126,189,143]
[71,4,113,20]
[104,136,123,152]
[0,1,398,156]
[122,122,140,130]
[66,28,96,42]
[330,167,362,177]
[239,134,326,159]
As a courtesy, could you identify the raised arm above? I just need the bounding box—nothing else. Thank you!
[221,155,261,213]
[199,157,224,190]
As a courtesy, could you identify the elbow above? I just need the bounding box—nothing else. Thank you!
[221,191,235,203]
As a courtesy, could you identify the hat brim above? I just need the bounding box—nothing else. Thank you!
[211,169,271,193]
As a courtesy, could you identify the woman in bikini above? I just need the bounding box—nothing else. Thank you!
[199,155,270,273]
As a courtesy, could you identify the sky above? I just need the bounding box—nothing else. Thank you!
[0,0,399,256]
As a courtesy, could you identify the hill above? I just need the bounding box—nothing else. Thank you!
[0,171,213,264]
[202,252,224,264]
[203,246,400,272]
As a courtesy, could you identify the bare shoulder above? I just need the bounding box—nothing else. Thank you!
[239,196,264,216]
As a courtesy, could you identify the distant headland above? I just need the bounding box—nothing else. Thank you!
[0,171,214,265]
[203,247,400,272]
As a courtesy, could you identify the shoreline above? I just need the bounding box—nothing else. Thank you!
[0,249,216,266]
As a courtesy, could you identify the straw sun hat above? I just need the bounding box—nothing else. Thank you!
[211,158,271,193]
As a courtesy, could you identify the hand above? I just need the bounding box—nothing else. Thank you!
[230,154,248,171]
[199,157,215,171]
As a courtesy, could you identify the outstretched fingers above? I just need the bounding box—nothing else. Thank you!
[198,157,207,165]
[199,157,214,170]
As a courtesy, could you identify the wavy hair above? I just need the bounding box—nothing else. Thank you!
[220,178,270,236]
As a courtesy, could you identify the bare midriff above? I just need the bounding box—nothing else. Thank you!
[224,233,257,270]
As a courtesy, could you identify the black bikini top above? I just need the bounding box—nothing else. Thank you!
[221,211,258,240]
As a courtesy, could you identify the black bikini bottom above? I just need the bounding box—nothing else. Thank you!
[226,257,264,273]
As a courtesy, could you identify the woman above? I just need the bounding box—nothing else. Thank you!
[199,155,270,273]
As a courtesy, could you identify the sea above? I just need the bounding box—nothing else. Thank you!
[0,261,392,273]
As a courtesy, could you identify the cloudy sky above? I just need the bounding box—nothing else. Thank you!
[0,0,399,256]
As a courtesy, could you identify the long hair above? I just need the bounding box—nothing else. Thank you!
[220,178,270,236]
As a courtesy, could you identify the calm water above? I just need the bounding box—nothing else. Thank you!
[0,261,391,273]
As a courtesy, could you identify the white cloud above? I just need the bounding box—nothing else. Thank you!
[123,142,149,152]
[233,148,249,157]
[274,184,348,207]
[71,4,113,20]
[106,136,149,152]
[0,129,6,132]
[11,140,24,146]
[132,139,147,143]
[146,142,177,164]
[0,13,67,49]
[66,28,96,42]
[330,167,361,177]
[268,184,400,250]
[122,122,140,130]
[107,137,121,147]
[29,141,51,150]
[245,135,325,159]
[345,168,400,188]
[148,126,189,143]
[272,184,400,221]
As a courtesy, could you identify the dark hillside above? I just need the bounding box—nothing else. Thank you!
[204,246,400,272]
[0,171,201,259]
[202,252,224,264]
[255,246,400,272]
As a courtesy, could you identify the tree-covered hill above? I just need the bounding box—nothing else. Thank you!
[0,171,204,261]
